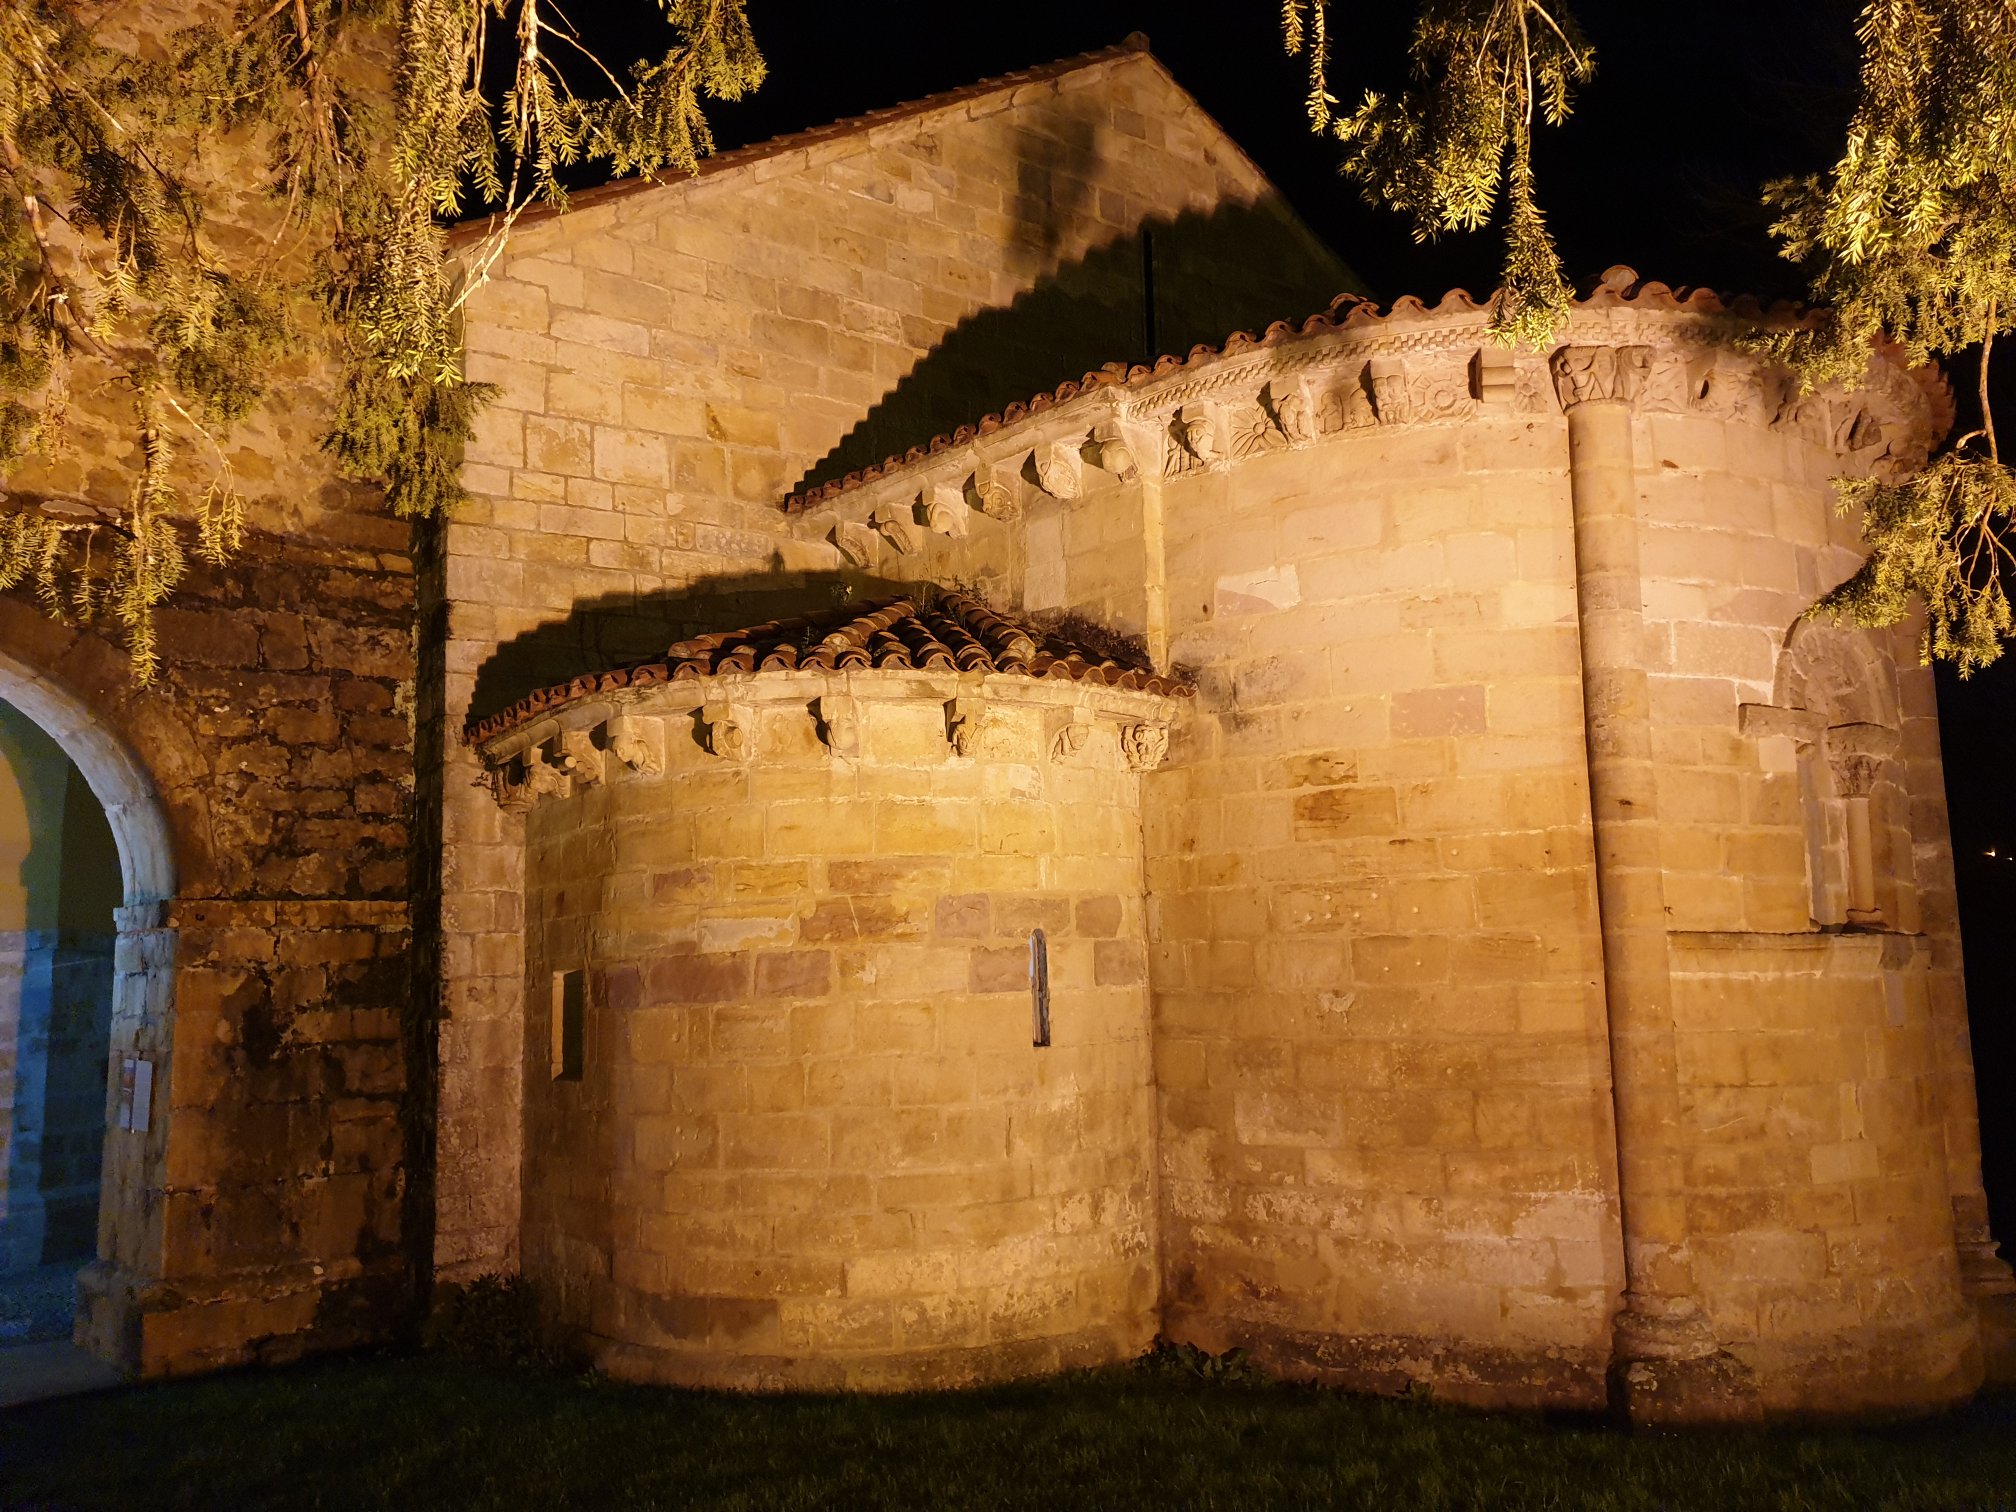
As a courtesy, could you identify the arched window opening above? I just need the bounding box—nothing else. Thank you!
[1769,623,1908,931]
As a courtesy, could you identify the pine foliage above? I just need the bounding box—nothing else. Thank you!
[0,0,763,680]
[1764,0,2016,670]
[1283,0,1592,348]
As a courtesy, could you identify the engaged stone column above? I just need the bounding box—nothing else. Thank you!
[1553,345,1751,1422]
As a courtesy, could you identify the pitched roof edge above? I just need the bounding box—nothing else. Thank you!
[465,588,1192,751]
[446,35,1163,253]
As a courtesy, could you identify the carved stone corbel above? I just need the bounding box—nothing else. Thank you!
[871,505,923,556]
[608,714,666,775]
[1268,377,1316,445]
[966,468,1021,521]
[1367,355,1408,423]
[491,766,532,814]
[1120,722,1169,772]
[523,745,570,802]
[1175,402,1220,466]
[1090,419,1140,482]
[832,520,879,568]
[1048,706,1093,763]
[1472,346,1518,407]
[1030,441,1081,501]
[700,703,749,760]
[815,694,861,758]
[558,728,605,787]
[924,485,972,538]
[946,695,986,757]
[1550,344,1654,410]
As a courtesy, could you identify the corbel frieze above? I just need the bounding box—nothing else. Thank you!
[785,312,1943,530]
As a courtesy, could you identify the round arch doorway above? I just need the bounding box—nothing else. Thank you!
[0,650,176,1370]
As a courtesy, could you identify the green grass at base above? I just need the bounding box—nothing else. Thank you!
[2,1354,2013,1512]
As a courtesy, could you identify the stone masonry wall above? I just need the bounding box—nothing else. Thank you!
[1131,416,1619,1408]
[514,675,1166,1387]
[442,44,1353,1277]
[0,1,416,1374]
[1627,401,1981,1409]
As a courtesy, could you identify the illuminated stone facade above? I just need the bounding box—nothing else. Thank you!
[2,27,2010,1422]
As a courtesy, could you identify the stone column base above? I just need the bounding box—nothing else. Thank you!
[1978,1295,2016,1386]
[1611,1351,1760,1427]
[73,1257,153,1373]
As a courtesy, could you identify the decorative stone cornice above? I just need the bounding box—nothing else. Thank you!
[782,267,1952,538]
[473,670,1180,812]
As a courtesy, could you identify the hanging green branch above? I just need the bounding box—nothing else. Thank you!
[1283,0,1593,348]
[1762,0,2016,672]
[0,0,764,681]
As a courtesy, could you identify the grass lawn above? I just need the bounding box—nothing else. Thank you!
[2,1352,2013,1512]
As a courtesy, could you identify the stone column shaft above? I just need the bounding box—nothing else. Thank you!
[1554,346,1737,1418]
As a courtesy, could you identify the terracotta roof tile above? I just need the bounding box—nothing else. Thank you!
[463,590,1190,746]
[780,266,1936,514]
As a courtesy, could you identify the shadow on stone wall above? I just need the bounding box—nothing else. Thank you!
[790,199,1360,500]
[465,567,916,732]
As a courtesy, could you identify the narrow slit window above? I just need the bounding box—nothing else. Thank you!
[1029,929,1051,1048]
[552,969,584,1081]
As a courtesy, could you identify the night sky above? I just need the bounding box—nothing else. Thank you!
[582,0,2015,1240]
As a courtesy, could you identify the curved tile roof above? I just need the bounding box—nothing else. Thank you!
[465,590,1191,746]
[781,267,1953,513]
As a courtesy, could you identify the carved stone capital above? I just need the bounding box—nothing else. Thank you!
[491,767,532,814]
[1550,344,1654,410]
[1824,721,1899,797]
